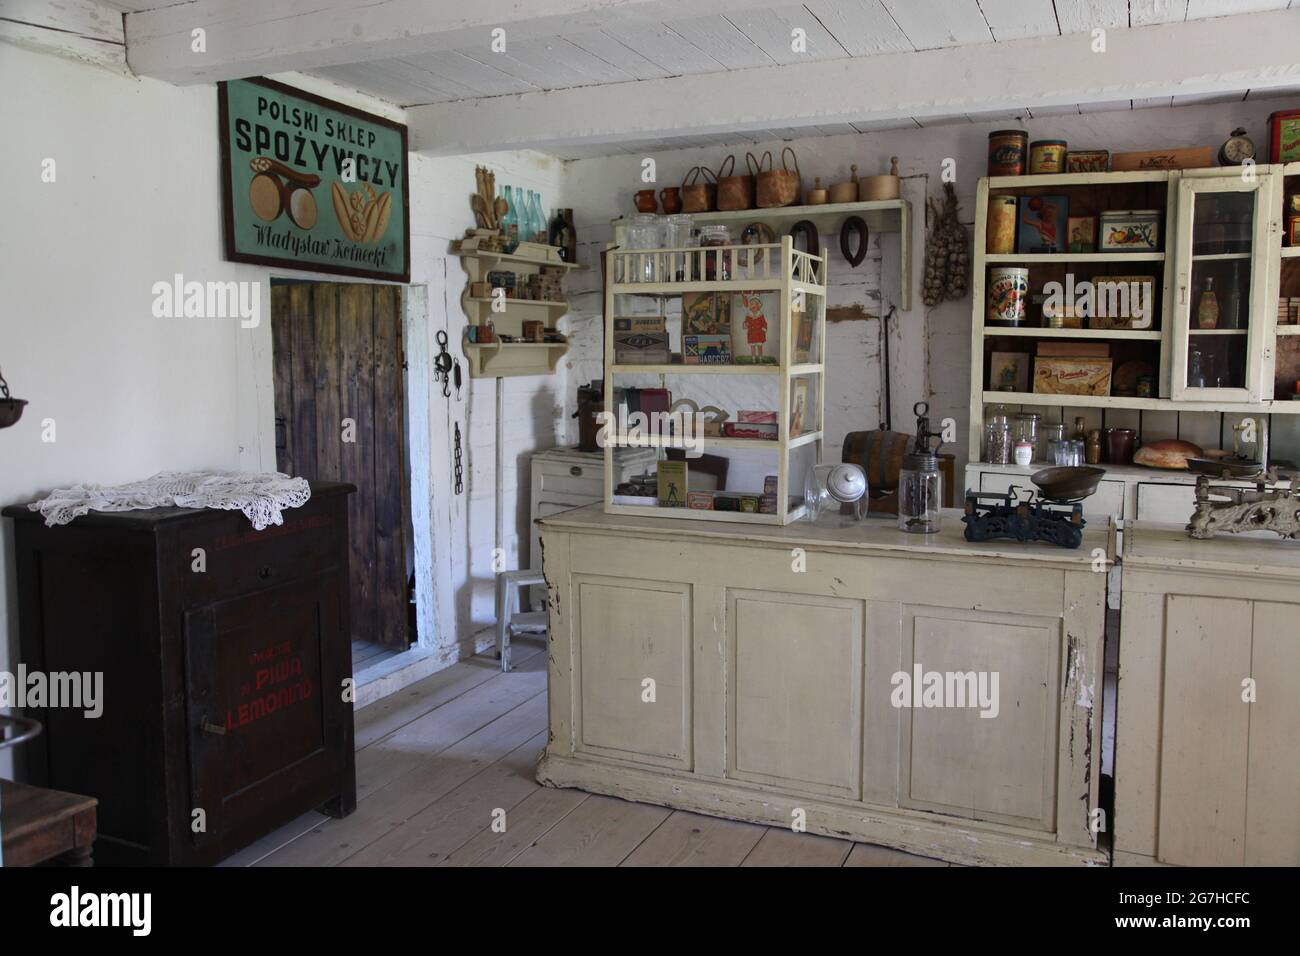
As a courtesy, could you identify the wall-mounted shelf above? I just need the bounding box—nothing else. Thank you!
[463,339,569,378]
[455,232,572,379]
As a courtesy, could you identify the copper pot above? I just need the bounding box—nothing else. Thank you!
[658,187,681,214]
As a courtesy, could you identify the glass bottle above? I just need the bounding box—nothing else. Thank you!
[527,190,542,243]
[1196,276,1219,329]
[530,191,544,242]
[1220,262,1242,330]
[501,185,519,252]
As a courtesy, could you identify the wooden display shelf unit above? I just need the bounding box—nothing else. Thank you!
[604,236,827,525]
[969,165,1296,469]
[457,237,574,379]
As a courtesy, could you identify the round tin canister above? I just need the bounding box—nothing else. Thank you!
[986,196,1017,254]
[1029,140,1068,174]
[988,130,1028,176]
[987,266,1030,326]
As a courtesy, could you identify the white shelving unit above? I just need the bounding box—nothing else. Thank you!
[602,236,827,525]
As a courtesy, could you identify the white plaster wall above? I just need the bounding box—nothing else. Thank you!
[0,45,564,776]
[556,95,1300,482]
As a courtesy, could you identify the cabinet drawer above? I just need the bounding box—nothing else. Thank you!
[538,473,604,500]
[1135,482,1195,523]
[174,501,344,608]
[980,472,1124,521]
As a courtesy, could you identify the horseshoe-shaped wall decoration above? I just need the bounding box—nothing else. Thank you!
[787,220,820,258]
[839,215,869,267]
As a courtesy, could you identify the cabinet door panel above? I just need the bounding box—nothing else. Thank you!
[575,577,692,769]
[185,574,342,843]
[1158,595,1251,866]
[727,591,864,799]
[1245,601,1300,865]
[900,607,1060,831]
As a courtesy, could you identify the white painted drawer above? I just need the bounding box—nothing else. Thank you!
[979,472,1125,521]
[1135,482,1196,524]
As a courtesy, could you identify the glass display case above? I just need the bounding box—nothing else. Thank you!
[1169,174,1276,402]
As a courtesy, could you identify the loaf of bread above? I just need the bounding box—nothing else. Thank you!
[1133,438,1204,470]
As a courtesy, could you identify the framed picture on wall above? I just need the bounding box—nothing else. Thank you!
[218,77,411,282]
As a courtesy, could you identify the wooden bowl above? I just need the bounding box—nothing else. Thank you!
[1031,466,1105,502]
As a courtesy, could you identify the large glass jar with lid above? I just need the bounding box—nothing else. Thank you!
[627,214,661,281]
[698,224,732,281]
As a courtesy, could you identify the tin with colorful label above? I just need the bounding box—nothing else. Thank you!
[1029,140,1068,174]
[987,266,1030,326]
[988,130,1028,176]
[986,196,1018,254]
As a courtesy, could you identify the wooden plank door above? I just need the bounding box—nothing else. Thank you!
[271,282,409,649]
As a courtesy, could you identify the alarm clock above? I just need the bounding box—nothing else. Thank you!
[1218,127,1256,166]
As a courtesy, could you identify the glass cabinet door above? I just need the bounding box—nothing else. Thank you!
[1170,175,1275,402]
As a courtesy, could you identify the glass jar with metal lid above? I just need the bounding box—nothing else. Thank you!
[898,401,944,533]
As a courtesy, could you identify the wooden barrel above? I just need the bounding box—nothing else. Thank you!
[842,429,910,497]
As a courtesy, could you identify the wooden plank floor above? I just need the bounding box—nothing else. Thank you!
[225,638,953,868]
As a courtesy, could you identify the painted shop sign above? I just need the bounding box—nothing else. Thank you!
[219,77,410,282]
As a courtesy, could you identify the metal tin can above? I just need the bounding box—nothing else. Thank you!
[987,266,1030,326]
[1029,139,1068,174]
[986,195,1017,254]
[988,130,1028,176]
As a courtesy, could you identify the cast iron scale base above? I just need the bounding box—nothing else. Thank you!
[962,489,1086,549]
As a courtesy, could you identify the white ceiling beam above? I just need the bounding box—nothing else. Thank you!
[406,10,1300,155]
[123,0,784,84]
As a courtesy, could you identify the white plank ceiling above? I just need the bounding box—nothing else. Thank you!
[302,0,1294,111]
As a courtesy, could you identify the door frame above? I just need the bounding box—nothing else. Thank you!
[238,274,440,655]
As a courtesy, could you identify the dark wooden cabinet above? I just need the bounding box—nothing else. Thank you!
[3,482,357,865]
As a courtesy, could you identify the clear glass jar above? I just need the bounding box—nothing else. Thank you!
[898,452,942,533]
[1014,412,1040,460]
[984,421,1012,464]
[627,213,661,281]
[1041,422,1067,447]
[662,214,694,281]
[805,463,868,521]
[699,224,732,281]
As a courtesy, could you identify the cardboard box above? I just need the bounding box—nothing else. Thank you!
[1111,147,1213,171]
[613,315,666,333]
[657,461,688,507]
[1033,357,1113,396]
[687,491,713,510]
[614,329,671,365]
[683,334,732,365]
[1089,275,1156,329]
[1036,341,1110,358]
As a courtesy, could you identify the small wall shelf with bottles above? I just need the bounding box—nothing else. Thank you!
[602,236,827,525]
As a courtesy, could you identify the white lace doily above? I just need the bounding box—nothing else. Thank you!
[29,471,312,531]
